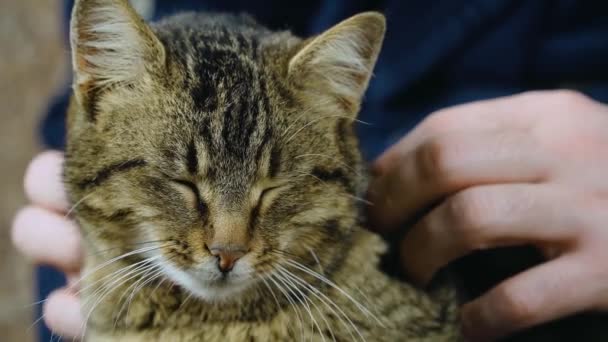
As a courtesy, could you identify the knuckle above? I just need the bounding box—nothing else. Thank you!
[414,136,457,183]
[547,90,592,108]
[495,285,537,325]
[518,90,593,113]
[421,110,458,133]
[446,190,492,248]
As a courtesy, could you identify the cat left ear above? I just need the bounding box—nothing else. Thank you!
[70,0,165,115]
[288,12,386,114]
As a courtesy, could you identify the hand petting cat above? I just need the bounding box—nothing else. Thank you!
[369,90,608,341]
[12,90,608,341]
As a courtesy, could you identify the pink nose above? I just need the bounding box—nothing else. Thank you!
[209,245,247,273]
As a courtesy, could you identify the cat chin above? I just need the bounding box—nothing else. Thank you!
[158,259,253,303]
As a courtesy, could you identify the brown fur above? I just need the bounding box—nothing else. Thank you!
[64,0,461,340]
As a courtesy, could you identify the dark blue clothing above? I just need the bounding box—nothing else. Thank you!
[39,1,608,341]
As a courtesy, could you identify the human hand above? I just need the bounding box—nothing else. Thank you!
[368,91,608,341]
[12,151,84,338]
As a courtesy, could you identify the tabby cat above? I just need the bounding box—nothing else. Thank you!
[63,0,460,340]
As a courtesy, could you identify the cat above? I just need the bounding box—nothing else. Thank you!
[63,0,461,340]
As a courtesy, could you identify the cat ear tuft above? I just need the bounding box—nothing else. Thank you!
[288,12,386,113]
[70,0,165,112]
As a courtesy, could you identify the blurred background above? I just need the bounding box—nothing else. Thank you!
[0,0,66,341]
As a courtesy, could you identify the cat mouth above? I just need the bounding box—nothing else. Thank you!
[159,259,253,301]
[183,276,253,302]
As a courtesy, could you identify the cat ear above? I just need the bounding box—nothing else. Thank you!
[288,12,385,114]
[70,0,165,113]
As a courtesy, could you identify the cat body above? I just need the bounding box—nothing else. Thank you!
[64,1,460,340]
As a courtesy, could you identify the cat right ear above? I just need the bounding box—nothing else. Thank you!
[287,12,386,115]
[70,0,165,117]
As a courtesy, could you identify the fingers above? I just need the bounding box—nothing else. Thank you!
[43,287,84,339]
[400,184,580,285]
[24,151,69,213]
[18,151,84,338]
[12,206,82,271]
[369,129,551,230]
[461,255,595,341]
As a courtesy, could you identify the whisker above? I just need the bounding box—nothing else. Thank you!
[277,268,337,342]
[278,265,363,342]
[276,270,326,342]
[64,191,97,219]
[86,239,174,257]
[77,256,161,296]
[267,273,306,341]
[284,114,370,143]
[275,271,319,341]
[116,264,164,324]
[74,244,171,289]
[79,256,161,340]
[286,259,385,328]
[307,248,324,275]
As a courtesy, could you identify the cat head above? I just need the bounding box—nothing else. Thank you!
[65,0,385,301]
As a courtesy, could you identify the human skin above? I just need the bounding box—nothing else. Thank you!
[12,90,608,341]
[368,90,608,340]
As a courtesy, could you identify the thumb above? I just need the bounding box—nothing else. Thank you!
[460,255,594,341]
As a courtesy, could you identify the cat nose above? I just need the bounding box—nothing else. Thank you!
[208,245,247,273]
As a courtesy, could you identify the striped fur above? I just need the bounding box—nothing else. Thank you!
[64,1,461,341]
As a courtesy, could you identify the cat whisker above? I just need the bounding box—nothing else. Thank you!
[283,114,371,143]
[74,244,172,290]
[84,258,157,315]
[279,106,320,139]
[275,269,328,342]
[277,265,362,342]
[28,311,49,336]
[150,275,168,296]
[285,259,386,329]
[77,257,159,297]
[115,254,179,328]
[307,248,324,275]
[87,239,174,257]
[24,298,50,309]
[116,263,165,324]
[274,271,321,341]
[94,263,158,337]
[177,290,195,313]
[267,273,306,341]
[257,273,304,338]
[28,252,165,338]
[257,275,282,311]
[79,256,162,340]
[277,268,338,342]
[64,191,97,219]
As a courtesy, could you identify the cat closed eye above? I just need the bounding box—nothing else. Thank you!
[254,185,285,211]
[259,185,285,200]
[172,179,208,215]
[259,186,281,199]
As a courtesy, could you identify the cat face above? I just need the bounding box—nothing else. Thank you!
[65,0,384,301]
